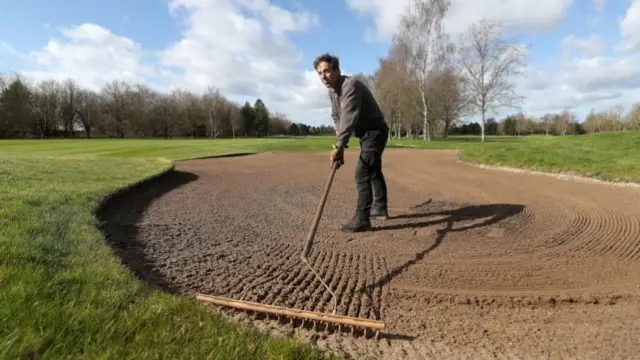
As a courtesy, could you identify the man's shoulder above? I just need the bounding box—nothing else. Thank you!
[340,75,362,93]
[341,75,358,86]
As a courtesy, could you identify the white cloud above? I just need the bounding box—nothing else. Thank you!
[3,0,333,126]
[160,0,319,98]
[560,34,606,58]
[22,23,157,91]
[344,0,640,122]
[345,0,573,42]
[523,1,640,117]
[518,52,640,117]
[160,0,329,124]
[616,0,640,52]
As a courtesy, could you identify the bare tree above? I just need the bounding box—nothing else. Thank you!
[75,89,103,138]
[428,69,470,137]
[0,72,333,139]
[625,102,640,130]
[128,84,159,136]
[352,72,376,93]
[395,0,452,141]
[457,19,527,142]
[374,39,422,140]
[31,79,61,138]
[203,86,223,138]
[610,103,626,131]
[102,80,131,138]
[554,109,576,136]
[60,79,82,137]
[0,73,6,92]
[184,91,205,138]
[228,101,242,138]
[374,54,404,140]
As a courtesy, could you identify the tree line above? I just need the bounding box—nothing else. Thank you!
[366,0,640,141]
[410,105,640,137]
[0,73,334,139]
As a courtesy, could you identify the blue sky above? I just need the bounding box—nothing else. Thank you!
[1,0,639,127]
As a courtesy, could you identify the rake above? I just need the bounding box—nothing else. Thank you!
[196,159,386,338]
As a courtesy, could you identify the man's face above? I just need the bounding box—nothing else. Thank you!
[316,61,338,88]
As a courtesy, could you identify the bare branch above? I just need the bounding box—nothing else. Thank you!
[457,18,527,142]
[395,0,452,141]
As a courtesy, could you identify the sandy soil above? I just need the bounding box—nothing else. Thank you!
[98,149,640,360]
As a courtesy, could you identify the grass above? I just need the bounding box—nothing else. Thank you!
[1,131,638,359]
[391,132,640,183]
[0,141,341,360]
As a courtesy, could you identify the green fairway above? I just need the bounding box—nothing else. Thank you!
[0,136,338,160]
[391,132,640,184]
[3,132,640,183]
[1,131,639,359]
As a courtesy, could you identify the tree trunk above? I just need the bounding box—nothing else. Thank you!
[481,109,486,142]
[443,117,450,138]
[421,90,430,142]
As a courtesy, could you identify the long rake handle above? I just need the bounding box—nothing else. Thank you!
[301,161,339,260]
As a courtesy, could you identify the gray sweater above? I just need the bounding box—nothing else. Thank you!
[329,75,388,150]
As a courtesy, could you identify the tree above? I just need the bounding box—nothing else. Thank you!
[269,111,292,135]
[625,102,640,130]
[1,76,32,138]
[31,79,61,138]
[203,86,222,138]
[102,80,131,138]
[253,99,269,137]
[374,40,421,140]
[60,79,82,137]
[428,69,470,137]
[457,19,527,142]
[240,101,255,137]
[227,102,243,138]
[75,88,102,138]
[395,0,452,141]
[0,71,332,139]
[554,109,576,136]
[375,56,403,140]
[352,73,376,94]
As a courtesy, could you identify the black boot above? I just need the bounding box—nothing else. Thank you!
[340,216,371,232]
[370,207,389,220]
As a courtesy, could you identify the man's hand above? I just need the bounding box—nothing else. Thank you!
[330,144,344,168]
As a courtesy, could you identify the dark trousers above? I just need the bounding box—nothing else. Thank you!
[354,129,388,221]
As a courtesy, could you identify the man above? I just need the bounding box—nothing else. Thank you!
[313,53,390,232]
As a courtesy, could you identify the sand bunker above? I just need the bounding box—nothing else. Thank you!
[98,149,640,359]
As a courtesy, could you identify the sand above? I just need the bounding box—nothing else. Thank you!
[98,149,640,359]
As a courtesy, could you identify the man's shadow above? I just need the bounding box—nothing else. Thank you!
[364,199,525,292]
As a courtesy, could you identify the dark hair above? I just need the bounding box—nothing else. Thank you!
[313,53,340,71]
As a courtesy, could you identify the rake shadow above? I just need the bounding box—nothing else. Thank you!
[365,200,526,291]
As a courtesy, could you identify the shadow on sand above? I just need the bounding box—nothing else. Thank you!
[94,167,199,293]
[364,199,526,293]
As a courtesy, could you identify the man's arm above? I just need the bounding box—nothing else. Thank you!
[330,93,339,135]
[335,79,361,150]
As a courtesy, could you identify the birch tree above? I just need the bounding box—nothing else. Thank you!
[203,86,222,138]
[395,0,452,141]
[457,19,526,142]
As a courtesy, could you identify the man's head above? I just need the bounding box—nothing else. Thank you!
[313,53,340,89]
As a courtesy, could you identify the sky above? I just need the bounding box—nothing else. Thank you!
[1,0,640,127]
